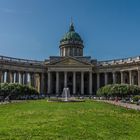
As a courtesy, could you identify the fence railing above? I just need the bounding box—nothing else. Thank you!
[0,55,44,65]
[97,56,140,66]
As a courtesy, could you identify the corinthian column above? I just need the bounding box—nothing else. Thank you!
[97,73,100,89]
[105,72,108,85]
[73,72,76,94]
[47,72,51,94]
[64,72,67,88]
[18,72,22,84]
[56,72,59,94]
[0,71,2,83]
[81,72,84,95]
[112,72,116,84]
[121,71,124,84]
[40,73,45,94]
[89,72,92,95]
[129,71,132,85]
[138,70,140,87]
[35,73,40,93]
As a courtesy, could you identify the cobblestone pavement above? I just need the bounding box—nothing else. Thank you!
[97,100,140,111]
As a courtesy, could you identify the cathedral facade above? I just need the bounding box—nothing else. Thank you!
[0,23,140,95]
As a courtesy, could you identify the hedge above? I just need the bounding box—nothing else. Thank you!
[0,83,39,98]
[133,95,140,102]
[97,84,140,97]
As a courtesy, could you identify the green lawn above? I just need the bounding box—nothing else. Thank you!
[0,100,140,140]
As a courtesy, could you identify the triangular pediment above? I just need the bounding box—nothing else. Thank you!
[49,57,91,66]
[57,58,83,65]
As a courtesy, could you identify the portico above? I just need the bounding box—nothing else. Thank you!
[47,70,93,95]
[47,57,93,95]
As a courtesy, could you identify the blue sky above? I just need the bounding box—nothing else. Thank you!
[0,0,140,61]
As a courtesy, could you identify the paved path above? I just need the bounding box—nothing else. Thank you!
[97,100,140,111]
[0,100,26,105]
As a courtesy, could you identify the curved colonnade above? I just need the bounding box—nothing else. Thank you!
[0,55,140,95]
[0,55,46,93]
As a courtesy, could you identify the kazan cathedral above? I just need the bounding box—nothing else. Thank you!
[0,22,140,95]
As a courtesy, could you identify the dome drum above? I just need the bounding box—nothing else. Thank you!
[60,40,84,46]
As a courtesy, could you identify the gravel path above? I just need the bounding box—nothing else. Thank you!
[97,100,140,111]
[1,100,140,111]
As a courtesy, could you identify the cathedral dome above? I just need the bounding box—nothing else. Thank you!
[60,23,83,43]
[59,22,84,57]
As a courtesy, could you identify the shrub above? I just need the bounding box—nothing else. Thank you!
[133,95,140,102]
[97,84,140,97]
[0,83,39,99]
[97,84,113,97]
